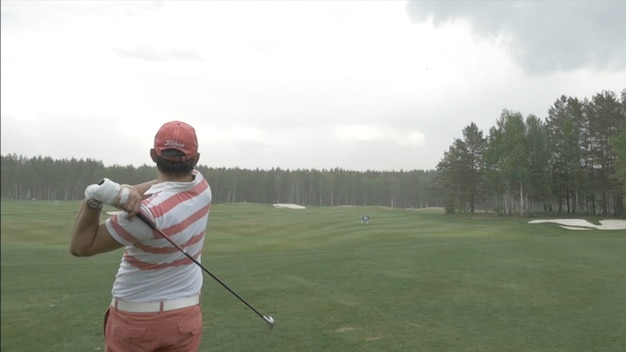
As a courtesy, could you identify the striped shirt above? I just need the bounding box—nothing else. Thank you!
[105,170,212,302]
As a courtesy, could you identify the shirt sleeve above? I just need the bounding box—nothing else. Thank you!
[105,206,155,246]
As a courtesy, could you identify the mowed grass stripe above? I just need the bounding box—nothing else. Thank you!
[1,200,625,351]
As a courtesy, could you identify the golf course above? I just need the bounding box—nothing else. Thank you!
[1,200,625,351]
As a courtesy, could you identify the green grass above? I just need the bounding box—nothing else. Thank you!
[1,200,625,351]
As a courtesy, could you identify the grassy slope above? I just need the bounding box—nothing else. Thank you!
[1,200,625,351]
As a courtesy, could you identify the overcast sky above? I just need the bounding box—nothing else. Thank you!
[1,1,625,171]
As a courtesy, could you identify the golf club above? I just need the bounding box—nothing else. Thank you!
[135,212,275,329]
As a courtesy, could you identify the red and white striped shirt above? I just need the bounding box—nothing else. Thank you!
[105,170,212,302]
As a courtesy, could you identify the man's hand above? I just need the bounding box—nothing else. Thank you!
[85,178,124,204]
[85,179,143,219]
[115,185,142,219]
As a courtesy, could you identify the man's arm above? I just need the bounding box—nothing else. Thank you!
[118,179,157,218]
[127,179,158,198]
[69,200,123,257]
[69,180,156,257]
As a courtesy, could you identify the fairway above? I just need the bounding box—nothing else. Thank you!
[1,200,625,351]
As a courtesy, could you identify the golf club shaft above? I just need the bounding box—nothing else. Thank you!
[135,212,272,325]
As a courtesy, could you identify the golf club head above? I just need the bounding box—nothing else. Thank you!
[263,315,275,329]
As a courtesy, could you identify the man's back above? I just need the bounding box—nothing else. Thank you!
[105,170,212,302]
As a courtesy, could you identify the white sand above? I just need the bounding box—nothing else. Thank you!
[529,219,626,230]
[273,203,306,209]
[558,225,592,231]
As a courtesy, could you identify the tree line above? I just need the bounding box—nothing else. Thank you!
[437,89,626,217]
[0,154,441,208]
[3,89,624,216]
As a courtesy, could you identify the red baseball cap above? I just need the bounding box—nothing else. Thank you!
[154,121,198,161]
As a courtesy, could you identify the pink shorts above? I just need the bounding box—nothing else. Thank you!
[103,304,203,352]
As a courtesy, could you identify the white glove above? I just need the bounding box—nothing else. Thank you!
[85,178,130,206]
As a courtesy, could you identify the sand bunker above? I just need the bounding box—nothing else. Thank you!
[273,203,306,209]
[529,219,626,230]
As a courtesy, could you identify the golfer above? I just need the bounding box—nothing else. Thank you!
[70,121,212,352]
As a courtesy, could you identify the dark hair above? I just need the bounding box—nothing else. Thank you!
[155,149,196,177]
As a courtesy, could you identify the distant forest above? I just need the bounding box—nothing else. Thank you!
[2,89,624,216]
[0,156,440,209]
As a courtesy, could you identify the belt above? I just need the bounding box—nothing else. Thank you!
[111,295,200,313]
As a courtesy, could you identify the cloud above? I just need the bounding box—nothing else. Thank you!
[113,46,203,62]
[1,1,624,172]
[333,125,425,147]
[406,1,626,73]
[0,1,163,31]
[123,0,164,12]
[0,113,153,166]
